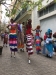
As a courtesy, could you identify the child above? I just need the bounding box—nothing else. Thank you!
[3,32,8,47]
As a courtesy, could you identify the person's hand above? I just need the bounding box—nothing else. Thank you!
[9,26,11,29]
[31,28,35,31]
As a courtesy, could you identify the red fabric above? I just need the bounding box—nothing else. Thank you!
[26,23,32,35]
[44,34,47,40]
[36,33,39,36]
[26,28,31,34]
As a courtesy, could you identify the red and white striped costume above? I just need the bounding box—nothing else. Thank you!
[26,34,33,55]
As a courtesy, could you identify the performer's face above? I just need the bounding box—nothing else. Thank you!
[10,19,13,23]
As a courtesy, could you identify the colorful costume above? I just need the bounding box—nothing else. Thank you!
[26,34,33,55]
[17,24,24,51]
[9,23,18,52]
[45,29,53,57]
[35,26,41,54]
[26,20,33,55]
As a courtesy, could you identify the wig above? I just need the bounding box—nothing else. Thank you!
[36,25,40,29]
[46,29,52,38]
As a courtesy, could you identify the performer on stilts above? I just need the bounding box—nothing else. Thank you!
[7,18,18,58]
[17,22,24,52]
[26,19,33,64]
[32,25,42,54]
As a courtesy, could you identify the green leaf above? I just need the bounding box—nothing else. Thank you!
[5,11,10,17]
[11,8,16,15]
[54,0,56,2]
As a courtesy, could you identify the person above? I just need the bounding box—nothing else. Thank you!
[26,19,33,64]
[7,18,18,58]
[17,22,24,52]
[53,32,56,55]
[3,31,8,47]
[45,29,53,58]
[42,32,47,55]
[32,25,42,54]
[1,32,4,41]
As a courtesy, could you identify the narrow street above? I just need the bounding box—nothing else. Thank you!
[0,0,56,75]
[0,40,56,75]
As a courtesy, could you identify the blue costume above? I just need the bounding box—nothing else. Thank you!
[45,29,53,57]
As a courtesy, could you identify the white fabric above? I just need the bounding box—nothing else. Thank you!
[26,42,31,45]
[28,50,33,53]
[46,38,52,43]
[26,46,32,48]
[9,33,16,35]
[10,46,17,49]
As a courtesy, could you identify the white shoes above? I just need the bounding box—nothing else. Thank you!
[11,55,15,58]
[28,60,31,64]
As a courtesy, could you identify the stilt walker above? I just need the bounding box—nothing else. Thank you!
[32,25,42,54]
[7,19,18,57]
[26,19,33,64]
[17,23,24,52]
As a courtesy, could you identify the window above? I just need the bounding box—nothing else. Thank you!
[39,10,44,17]
[44,7,48,15]
[38,3,55,17]
[49,4,54,12]
[54,3,56,10]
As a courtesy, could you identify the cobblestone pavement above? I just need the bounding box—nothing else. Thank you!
[0,40,56,75]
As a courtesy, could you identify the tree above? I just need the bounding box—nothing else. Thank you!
[0,0,56,17]
[10,0,56,17]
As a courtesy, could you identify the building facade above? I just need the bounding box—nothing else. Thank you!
[0,5,2,32]
[13,0,56,37]
[0,6,2,22]
[38,0,56,37]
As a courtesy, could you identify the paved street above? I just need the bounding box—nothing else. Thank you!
[0,40,56,75]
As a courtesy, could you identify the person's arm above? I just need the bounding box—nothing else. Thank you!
[7,25,9,29]
[7,24,11,29]
[40,30,42,32]
[32,28,36,31]
[15,23,18,29]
